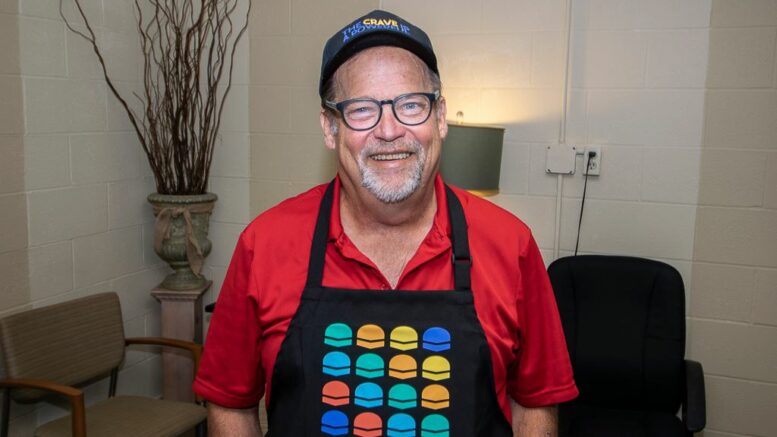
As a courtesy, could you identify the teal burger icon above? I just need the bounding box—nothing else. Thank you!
[387,384,417,410]
[325,323,353,347]
[387,413,416,437]
[354,382,383,408]
[355,353,385,378]
[421,414,449,437]
[323,351,351,377]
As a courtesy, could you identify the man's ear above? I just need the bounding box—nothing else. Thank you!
[436,96,448,139]
[320,110,337,150]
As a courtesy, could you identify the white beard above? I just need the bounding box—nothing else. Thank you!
[357,139,426,204]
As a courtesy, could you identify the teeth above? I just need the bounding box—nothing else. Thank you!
[371,152,411,161]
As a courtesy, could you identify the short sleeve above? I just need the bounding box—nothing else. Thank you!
[506,235,578,407]
[193,231,265,408]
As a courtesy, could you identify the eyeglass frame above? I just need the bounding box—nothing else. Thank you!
[324,90,441,131]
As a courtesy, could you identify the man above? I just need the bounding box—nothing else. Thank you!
[194,10,577,437]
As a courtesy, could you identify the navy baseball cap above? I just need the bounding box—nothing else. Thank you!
[319,10,439,97]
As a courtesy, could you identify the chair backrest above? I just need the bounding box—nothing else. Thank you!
[0,293,125,402]
[548,255,685,414]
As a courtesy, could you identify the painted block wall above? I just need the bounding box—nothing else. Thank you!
[1,0,168,433]
[203,24,253,310]
[688,1,777,436]
[0,1,33,432]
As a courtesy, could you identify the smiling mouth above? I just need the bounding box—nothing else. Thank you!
[370,152,413,161]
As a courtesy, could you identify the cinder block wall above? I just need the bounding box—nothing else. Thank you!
[202,26,253,306]
[0,0,28,313]
[1,0,168,433]
[0,2,32,432]
[0,0,253,428]
[688,1,777,436]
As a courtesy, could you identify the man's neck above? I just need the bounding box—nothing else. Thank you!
[338,175,437,232]
[338,174,438,287]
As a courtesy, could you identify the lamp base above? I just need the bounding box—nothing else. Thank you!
[466,189,499,197]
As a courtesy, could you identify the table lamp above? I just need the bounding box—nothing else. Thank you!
[441,116,505,197]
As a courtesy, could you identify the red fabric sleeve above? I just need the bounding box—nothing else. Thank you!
[507,235,578,407]
[193,231,265,408]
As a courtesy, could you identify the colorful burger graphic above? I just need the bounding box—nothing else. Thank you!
[390,326,419,350]
[356,324,385,349]
[320,322,453,436]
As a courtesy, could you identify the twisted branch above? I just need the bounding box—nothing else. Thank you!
[61,0,251,194]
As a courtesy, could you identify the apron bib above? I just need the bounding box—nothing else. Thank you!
[266,182,512,437]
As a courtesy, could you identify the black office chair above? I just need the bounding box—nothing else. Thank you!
[548,255,705,437]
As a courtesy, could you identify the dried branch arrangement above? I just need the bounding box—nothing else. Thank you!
[61,0,251,194]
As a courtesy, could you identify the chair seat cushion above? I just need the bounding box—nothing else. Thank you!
[35,396,207,437]
[561,404,686,437]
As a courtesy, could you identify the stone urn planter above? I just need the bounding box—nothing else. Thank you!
[147,193,217,290]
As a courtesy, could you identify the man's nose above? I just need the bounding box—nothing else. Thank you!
[372,104,405,141]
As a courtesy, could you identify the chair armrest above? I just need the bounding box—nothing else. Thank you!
[125,337,202,371]
[125,337,204,403]
[0,378,86,437]
[683,359,706,433]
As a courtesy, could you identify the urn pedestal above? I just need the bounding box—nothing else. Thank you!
[151,281,211,402]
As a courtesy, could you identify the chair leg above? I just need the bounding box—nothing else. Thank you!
[1,388,10,437]
[195,420,207,437]
[109,368,118,398]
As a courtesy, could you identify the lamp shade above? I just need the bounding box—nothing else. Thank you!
[440,123,505,196]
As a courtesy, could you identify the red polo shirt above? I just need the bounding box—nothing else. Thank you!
[194,174,577,422]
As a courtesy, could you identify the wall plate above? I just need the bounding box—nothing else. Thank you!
[583,146,602,176]
[546,144,577,175]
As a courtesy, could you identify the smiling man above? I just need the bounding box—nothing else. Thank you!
[194,10,578,437]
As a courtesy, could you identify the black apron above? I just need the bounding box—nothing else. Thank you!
[266,182,513,437]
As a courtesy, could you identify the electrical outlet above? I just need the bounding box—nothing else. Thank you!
[583,146,602,176]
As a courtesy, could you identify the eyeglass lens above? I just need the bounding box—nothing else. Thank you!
[341,93,433,130]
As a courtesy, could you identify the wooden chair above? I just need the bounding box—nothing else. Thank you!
[0,292,207,437]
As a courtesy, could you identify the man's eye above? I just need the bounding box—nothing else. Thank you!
[346,105,376,118]
[399,100,426,113]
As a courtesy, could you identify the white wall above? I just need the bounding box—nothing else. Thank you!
[203,22,253,310]
[1,0,167,432]
[689,2,777,436]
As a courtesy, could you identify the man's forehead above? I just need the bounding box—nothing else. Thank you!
[341,46,426,71]
[334,46,429,92]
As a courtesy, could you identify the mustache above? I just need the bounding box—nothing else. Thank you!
[360,139,423,158]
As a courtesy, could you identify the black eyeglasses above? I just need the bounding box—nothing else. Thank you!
[325,91,440,131]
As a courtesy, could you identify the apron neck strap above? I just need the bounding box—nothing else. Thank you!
[305,181,335,289]
[445,185,472,291]
[305,180,472,291]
